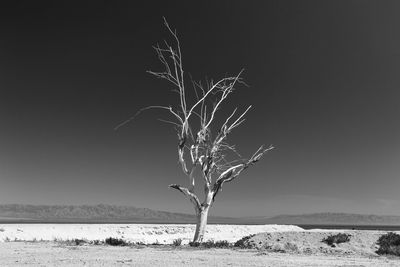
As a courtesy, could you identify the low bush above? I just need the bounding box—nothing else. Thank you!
[172,238,182,246]
[234,234,256,249]
[322,233,351,246]
[376,232,400,256]
[57,238,88,246]
[105,237,128,246]
[90,240,102,245]
[215,240,230,248]
[189,241,200,247]
[151,240,161,246]
[189,240,230,248]
[73,239,87,246]
[202,240,216,248]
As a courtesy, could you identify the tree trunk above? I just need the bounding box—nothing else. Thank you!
[192,206,210,243]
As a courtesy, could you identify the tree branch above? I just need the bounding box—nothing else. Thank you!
[114,105,183,131]
[212,145,274,201]
[169,184,201,210]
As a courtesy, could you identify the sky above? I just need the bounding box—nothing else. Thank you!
[0,1,399,217]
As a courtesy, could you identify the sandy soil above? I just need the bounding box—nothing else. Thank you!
[0,242,399,267]
[0,224,399,266]
[248,229,386,255]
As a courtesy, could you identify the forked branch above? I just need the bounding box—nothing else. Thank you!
[212,145,274,201]
[169,184,201,211]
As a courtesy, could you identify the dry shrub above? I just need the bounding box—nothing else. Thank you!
[105,237,128,246]
[215,240,230,248]
[189,241,200,247]
[172,238,182,246]
[376,232,400,256]
[73,239,87,245]
[322,233,351,246]
[189,240,230,248]
[234,234,256,249]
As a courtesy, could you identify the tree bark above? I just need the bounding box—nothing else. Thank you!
[192,206,210,243]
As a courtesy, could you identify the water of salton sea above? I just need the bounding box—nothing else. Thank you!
[298,224,400,231]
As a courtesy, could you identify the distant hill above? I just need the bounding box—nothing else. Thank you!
[2,205,400,225]
[248,213,400,225]
[0,204,230,223]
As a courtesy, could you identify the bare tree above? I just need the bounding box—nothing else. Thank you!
[117,19,273,243]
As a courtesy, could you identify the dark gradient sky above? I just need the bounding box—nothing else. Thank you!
[1,1,399,217]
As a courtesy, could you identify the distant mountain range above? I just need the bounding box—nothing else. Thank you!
[260,213,400,225]
[1,204,400,225]
[0,204,229,223]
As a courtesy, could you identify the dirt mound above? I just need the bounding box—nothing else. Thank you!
[245,230,389,256]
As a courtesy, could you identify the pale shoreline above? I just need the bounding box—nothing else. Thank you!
[0,223,303,244]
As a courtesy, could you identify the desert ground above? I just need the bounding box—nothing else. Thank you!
[0,224,399,266]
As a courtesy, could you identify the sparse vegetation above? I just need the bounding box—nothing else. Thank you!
[105,237,128,246]
[234,234,256,249]
[151,240,161,246]
[189,241,200,247]
[73,239,86,246]
[58,239,88,246]
[376,232,400,256]
[322,233,351,246]
[202,240,216,248]
[90,240,102,245]
[215,240,230,248]
[188,240,231,248]
[172,238,182,246]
